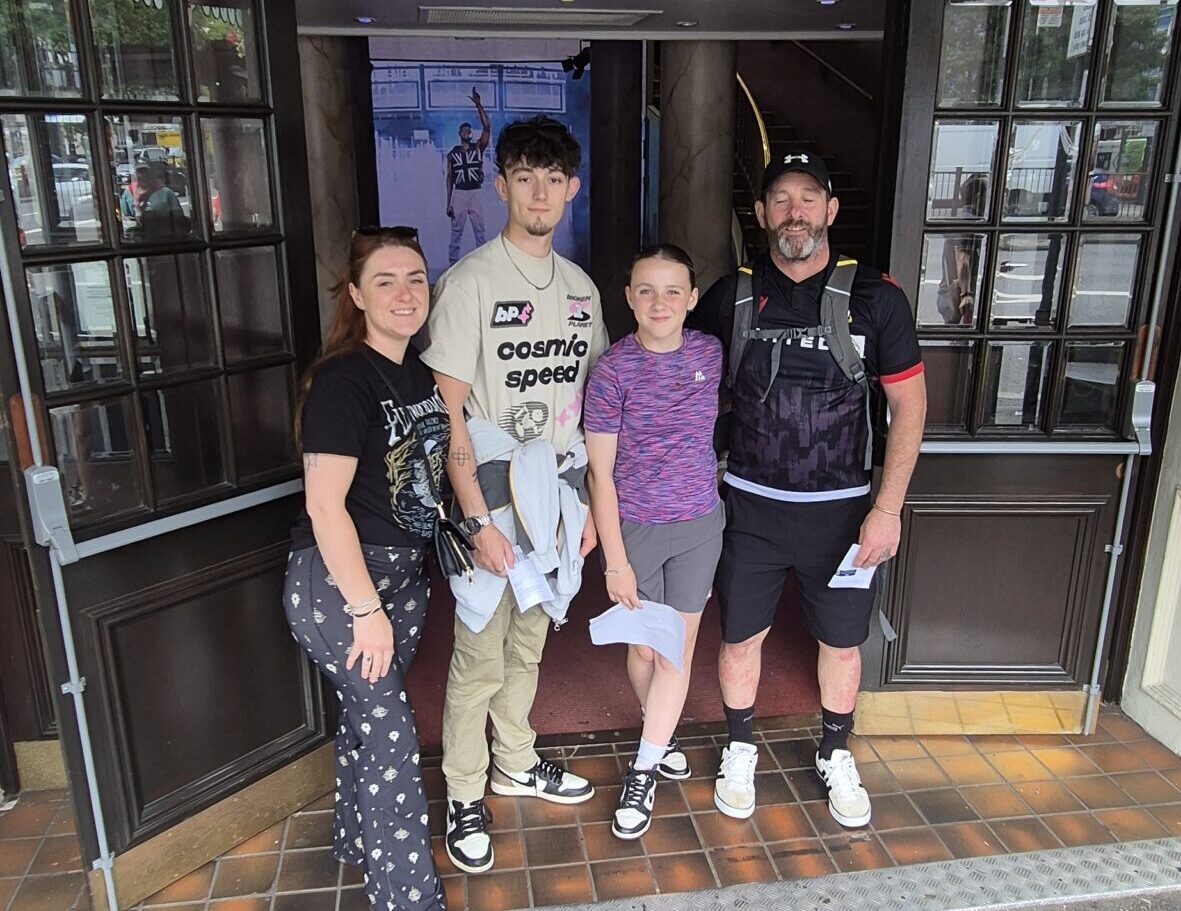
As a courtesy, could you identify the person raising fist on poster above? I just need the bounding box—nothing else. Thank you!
[445,86,492,264]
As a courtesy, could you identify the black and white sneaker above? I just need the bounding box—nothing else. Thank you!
[654,735,692,780]
[612,764,657,840]
[445,798,494,874]
[490,757,594,804]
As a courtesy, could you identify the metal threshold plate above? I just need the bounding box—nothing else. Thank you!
[535,837,1181,911]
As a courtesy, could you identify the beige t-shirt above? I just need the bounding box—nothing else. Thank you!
[422,236,608,454]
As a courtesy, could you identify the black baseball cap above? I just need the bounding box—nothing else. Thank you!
[762,150,834,198]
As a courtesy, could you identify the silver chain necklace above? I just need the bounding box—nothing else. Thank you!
[501,234,556,291]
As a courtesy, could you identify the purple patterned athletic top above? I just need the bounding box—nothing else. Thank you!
[584,329,722,524]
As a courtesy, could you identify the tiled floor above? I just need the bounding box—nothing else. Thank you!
[2,708,1180,911]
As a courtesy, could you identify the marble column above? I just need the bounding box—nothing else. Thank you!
[659,41,737,293]
[298,36,360,338]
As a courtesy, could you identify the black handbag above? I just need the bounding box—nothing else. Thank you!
[364,351,475,580]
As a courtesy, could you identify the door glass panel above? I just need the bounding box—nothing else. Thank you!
[0,0,81,98]
[937,1,1012,108]
[1015,1,1097,108]
[990,233,1066,329]
[1104,0,1177,106]
[927,120,998,220]
[981,340,1054,429]
[142,380,227,501]
[3,112,103,247]
[89,0,179,100]
[51,396,145,524]
[920,340,975,431]
[228,365,295,479]
[124,253,214,375]
[201,117,273,233]
[1068,233,1141,327]
[917,233,987,328]
[1085,120,1159,222]
[1059,341,1124,430]
[189,1,262,103]
[1003,120,1081,221]
[107,115,193,242]
[26,261,122,393]
[216,246,285,360]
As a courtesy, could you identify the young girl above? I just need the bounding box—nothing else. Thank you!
[584,245,724,839]
[284,228,448,910]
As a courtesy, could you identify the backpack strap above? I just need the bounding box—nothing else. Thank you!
[820,256,873,471]
[727,266,755,391]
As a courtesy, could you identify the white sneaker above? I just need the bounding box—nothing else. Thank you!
[445,798,494,873]
[490,758,594,804]
[654,736,692,781]
[612,763,657,840]
[713,741,758,818]
[815,749,872,827]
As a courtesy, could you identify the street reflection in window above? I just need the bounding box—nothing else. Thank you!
[990,233,1066,329]
[0,0,81,98]
[982,341,1054,429]
[106,114,193,242]
[26,261,123,393]
[90,0,179,100]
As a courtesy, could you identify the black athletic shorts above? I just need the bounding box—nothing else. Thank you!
[715,485,875,648]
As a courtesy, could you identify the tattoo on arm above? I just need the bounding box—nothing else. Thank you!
[451,447,470,467]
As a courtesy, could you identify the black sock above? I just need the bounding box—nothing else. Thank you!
[819,707,855,760]
[724,703,755,745]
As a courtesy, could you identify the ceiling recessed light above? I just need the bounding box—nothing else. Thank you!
[837,22,856,29]
[676,19,697,27]
[355,15,374,24]
[818,0,838,5]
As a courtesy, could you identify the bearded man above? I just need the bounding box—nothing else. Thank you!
[689,151,927,829]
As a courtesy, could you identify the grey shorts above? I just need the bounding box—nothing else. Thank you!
[619,500,726,614]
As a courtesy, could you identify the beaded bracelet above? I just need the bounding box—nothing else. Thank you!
[603,563,631,576]
[344,593,381,616]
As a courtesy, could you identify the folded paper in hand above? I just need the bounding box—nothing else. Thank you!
[828,543,877,590]
[588,601,685,671]
[507,546,555,611]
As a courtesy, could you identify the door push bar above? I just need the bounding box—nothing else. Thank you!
[24,465,79,565]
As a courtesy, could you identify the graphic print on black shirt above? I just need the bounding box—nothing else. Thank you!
[448,144,484,190]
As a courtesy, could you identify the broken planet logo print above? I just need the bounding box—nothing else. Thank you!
[566,293,592,326]
[498,401,549,442]
[491,300,534,327]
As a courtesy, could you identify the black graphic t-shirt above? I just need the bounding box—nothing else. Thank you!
[291,346,450,549]
[448,144,484,191]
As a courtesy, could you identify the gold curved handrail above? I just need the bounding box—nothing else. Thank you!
[736,73,770,167]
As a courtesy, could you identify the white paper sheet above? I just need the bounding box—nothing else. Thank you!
[588,601,686,671]
[828,543,877,589]
[507,546,555,611]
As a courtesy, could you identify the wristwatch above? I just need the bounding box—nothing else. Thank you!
[460,513,492,536]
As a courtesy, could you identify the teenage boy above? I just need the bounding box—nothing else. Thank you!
[423,116,608,873]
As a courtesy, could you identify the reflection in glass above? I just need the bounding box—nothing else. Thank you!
[927,120,998,220]
[3,113,103,247]
[937,1,1012,108]
[228,365,295,479]
[0,0,81,97]
[1085,120,1158,222]
[918,233,987,328]
[990,233,1065,328]
[982,341,1054,429]
[1104,1,1177,105]
[1002,120,1081,221]
[142,380,227,501]
[202,117,272,233]
[1015,1,1096,107]
[26,262,122,393]
[89,0,178,100]
[1060,342,1125,430]
[50,397,144,524]
[125,254,214,374]
[189,1,261,102]
[919,341,975,431]
[1069,233,1141,327]
[216,246,285,360]
[106,114,193,242]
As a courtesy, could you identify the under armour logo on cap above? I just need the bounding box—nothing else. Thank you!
[762,148,834,198]
[784,153,810,164]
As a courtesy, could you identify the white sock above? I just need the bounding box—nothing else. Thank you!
[635,737,665,771]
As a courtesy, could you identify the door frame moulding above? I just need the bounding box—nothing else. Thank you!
[1137,486,1181,715]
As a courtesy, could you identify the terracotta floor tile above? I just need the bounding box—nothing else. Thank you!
[9,872,83,911]
[1029,747,1101,778]
[25,834,81,877]
[271,890,336,911]
[868,793,925,830]
[340,860,363,886]
[275,848,339,893]
[768,838,836,879]
[753,803,814,842]
[709,845,776,886]
[209,854,280,899]
[866,736,927,762]
[1127,740,1181,772]
[769,739,818,770]
[1078,743,1150,774]
[649,851,717,893]
[879,828,953,865]
[523,825,584,867]
[0,878,18,910]
[1064,775,1137,810]
[581,821,643,861]
[989,817,1062,853]
[785,769,828,802]
[1148,802,1181,836]
[0,839,39,877]
[577,785,621,825]
[971,735,1024,753]
[483,795,521,833]
[1043,812,1118,847]
[0,805,57,840]
[1097,713,1148,742]
[650,783,691,817]
[427,800,446,838]
[920,736,976,758]
[824,833,894,872]
[934,754,1003,787]
[986,751,1054,783]
[803,800,848,837]
[46,807,76,838]
[681,747,720,779]
[679,779,717,813]
[753,772,794,806]
[935,821,1005,858]
[430,835,457,877]
[224,821,285,857]
[466,869,529,911]
[693,812,762,848]
[572,754,622,787]
[518,796,579,829]
[439,876,464,911]
[644,814,702,855]
[590,858,656,901]
[1013,779,1085,815]
[887,758,951,791]
[908,789,978,825]
[284,813,333,851]
[530,863,593,905]
[847,737,877,764]
[1093,807,1169,841]
[1164,769,1181,790]
[141,860,214,902]
[1112,770,1181,805]
[1017,734,1073,749]
[856,762,903,794]
[961,785,1031,820]
[208,898,270,910]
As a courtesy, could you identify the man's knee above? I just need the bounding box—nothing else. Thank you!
[721,628,770,662]
[818,642,860,665]
[630,644,656,664]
